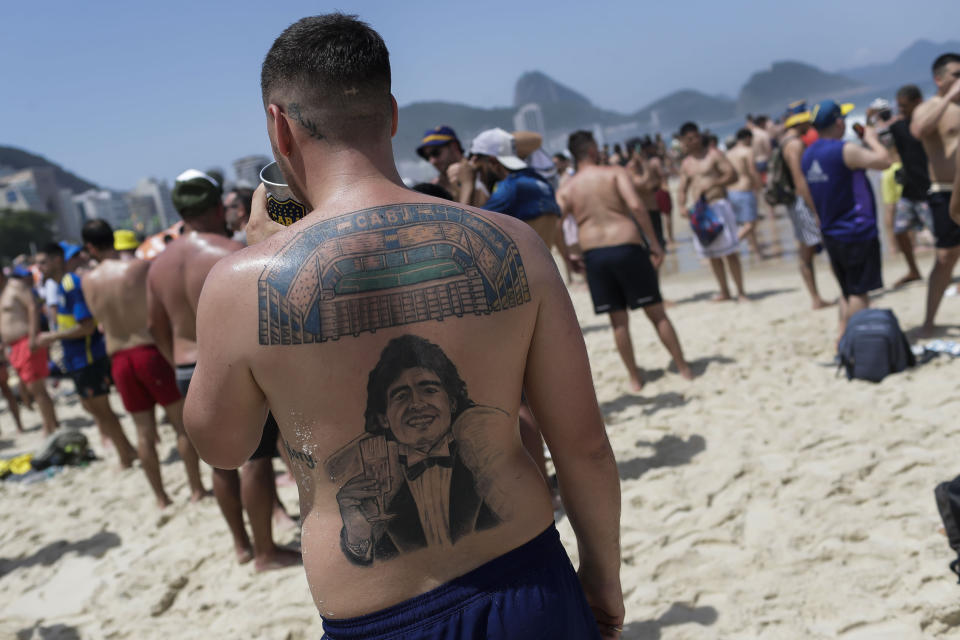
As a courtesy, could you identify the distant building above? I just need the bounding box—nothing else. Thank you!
[130,177,176,229]
[73,189,130,230]
[233,155,271,188]
[0,167,81,241]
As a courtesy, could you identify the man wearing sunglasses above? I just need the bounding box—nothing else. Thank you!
[416,126,489,206]
[910,53,960,337]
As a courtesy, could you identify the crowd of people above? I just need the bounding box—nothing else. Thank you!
[1,12,959,639]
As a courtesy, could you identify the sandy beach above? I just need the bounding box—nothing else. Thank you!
[2,225,959,639]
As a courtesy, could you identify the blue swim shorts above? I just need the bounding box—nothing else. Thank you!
[320,524,601,640]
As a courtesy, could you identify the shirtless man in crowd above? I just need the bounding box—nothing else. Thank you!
[148,170,299,570]
[677,122,747,301]
[0,266,59,435]
[81,219,206,508]
[910,52,960,336]
[559,130,692,391]
[749,115,773,184]
[626,138,668,253]
[184,14,623,639]
[726,128,765,257]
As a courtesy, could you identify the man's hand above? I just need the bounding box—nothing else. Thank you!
[947,76,960,104]
[579,569,625,639]
[648,244,665,269]
[336,474,381,546]
[35,332,55,348]
[245,184,286,245]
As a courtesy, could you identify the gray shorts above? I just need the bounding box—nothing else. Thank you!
[788,199,822,247]
[894,198,933,235]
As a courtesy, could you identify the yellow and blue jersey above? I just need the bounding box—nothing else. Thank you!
[56,272,106,372]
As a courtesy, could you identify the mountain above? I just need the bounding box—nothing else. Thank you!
[0,146,98,194]
[514,71,592,107]
[841,39,960,89]
[736,62,862,115]
[633,90,736,130]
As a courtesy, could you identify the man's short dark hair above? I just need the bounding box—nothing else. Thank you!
[40,242,64,258]
[896,84,923,103]
[82,219,114,251]
[364,335,474,436]
[753,115,769,127]
[679,122,699,136]
[933,53,960,77]
[261,13,392,144]
[552,152,567,161]
[567,130,595,161]
[229,188,254,214]
[736,128,753,142]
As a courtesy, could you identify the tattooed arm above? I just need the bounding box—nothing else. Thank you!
[183,257,268,468]
[523,247,624,635]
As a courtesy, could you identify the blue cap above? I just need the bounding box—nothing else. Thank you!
[58,241,82,261]
[416,126,462,159]
[811,100,855,130]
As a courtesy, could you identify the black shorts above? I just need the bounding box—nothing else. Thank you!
[929,191,960,249]
[823,235,883,297]
[583,243,662,313]
[69,357,112,399]
[175,362,278,460]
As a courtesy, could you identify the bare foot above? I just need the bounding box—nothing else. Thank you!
[894,273,922,288]
[273,506,298,532]
[190,489,212,503]
[255,547,302,573]
[711,293,732,302]
[737,294,750,303]
[628,371,644,392]
[677,364,695,381]
[157,495,173,509]
[919,323,936,339]
[811,297,834,310]
[235,545,254,565]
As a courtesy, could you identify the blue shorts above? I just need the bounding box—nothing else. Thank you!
[320,524,601,640]
[728,190,759,224]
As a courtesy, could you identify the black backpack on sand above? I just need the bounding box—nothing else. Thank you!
[836,309,915,382]
[935,477,960,582]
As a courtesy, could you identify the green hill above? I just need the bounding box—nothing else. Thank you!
[0,146,98,193]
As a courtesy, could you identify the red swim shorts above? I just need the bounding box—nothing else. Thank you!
[9,336,49,384]
[111,344,181,413]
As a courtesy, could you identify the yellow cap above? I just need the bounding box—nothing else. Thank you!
[114,230,140,251]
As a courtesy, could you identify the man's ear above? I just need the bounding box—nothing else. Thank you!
[390,95,399,138]
[377,414,389,431]
[268,104,294,157]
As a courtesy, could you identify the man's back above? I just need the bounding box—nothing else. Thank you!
[84,258,153,355]
[727,145,756,192]
[147,232,242,365]
[751,126,772,161]
[560,165,645,251]
[189,189,589,617]
[913,96,960,182]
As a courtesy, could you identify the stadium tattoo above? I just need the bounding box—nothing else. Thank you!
[286,102,324,141]
[324,335,509,566]
[257,203,531,345]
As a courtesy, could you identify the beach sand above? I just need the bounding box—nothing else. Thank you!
[2,233,959,639]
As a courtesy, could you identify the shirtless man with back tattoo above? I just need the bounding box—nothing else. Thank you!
[184,14,623,639]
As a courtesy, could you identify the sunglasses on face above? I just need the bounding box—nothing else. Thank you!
[423,146,446,160]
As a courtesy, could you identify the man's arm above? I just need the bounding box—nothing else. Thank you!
[910,85,960,139]
[676,163,690,213]
[783,139,819,219]
[523,250,623,636]
[183,258,267,469]
[146,269,175,365]
[714,150,738,188]
[745,149,763,191]
[842,126,891,171]
[615,169,663,264]
[21,287,40,349]
[951,145,960,224]
[37,317,97,346]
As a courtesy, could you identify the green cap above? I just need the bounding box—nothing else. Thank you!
[171,169,223,215]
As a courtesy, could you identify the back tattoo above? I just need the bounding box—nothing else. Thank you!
[258,203,531,345]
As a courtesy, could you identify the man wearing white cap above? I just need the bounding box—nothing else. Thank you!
[469,127,562,250]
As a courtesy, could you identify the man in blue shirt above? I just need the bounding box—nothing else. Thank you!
[469,128,562,251]
[36,242,137,467]
[802,100,892,339]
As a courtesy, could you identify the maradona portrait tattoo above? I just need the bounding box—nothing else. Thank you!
[258,203,530,345]
[323,335,510,566]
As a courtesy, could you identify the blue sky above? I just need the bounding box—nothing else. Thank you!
[2,0,956,189]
